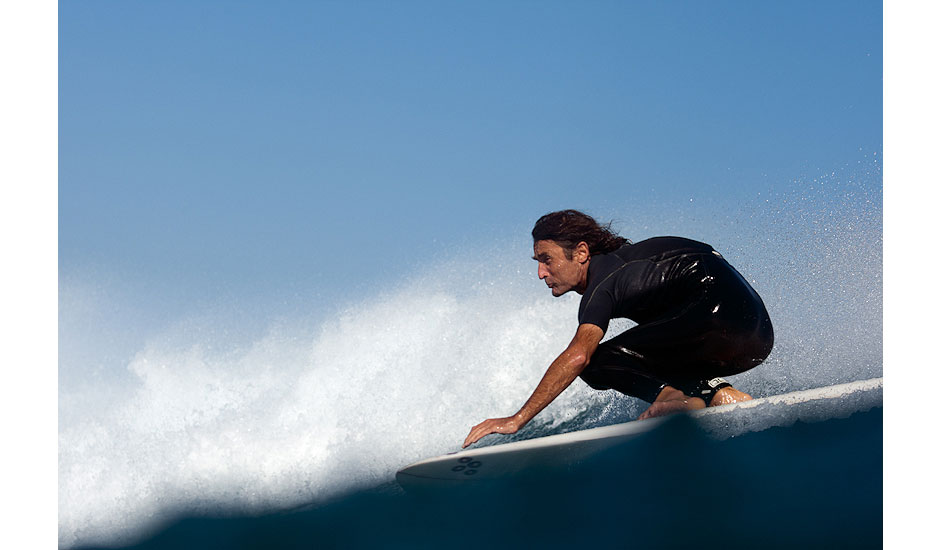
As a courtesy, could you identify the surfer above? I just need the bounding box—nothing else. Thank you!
[463,209,773,448]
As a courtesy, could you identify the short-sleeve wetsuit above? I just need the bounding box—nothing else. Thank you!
[578,237,773,404]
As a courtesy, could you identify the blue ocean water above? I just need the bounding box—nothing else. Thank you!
[59,164,882,548]
[75,408,883,550]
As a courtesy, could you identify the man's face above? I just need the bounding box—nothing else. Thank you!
[533,239,589,297]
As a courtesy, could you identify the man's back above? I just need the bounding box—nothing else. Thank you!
[578,236,719,328]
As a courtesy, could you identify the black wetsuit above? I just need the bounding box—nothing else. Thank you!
[578,237,773,404]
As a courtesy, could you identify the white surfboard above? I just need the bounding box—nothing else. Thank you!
[396,377,882,489]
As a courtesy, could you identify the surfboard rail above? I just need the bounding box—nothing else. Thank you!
[396,378,883,488]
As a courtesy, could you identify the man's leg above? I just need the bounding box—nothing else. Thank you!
[580,346,710,419]
[581,346,754,420]
[636,382,753,419]
[580,272,770,420]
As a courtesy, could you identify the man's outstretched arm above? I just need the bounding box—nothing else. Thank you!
[463,323,605,448]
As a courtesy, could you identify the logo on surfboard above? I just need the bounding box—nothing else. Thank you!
[451,456,483,476]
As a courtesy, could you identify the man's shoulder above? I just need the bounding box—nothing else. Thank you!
[586,235,714,291]
[616,236,714,260]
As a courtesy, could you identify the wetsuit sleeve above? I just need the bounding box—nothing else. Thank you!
[578,286,615,332]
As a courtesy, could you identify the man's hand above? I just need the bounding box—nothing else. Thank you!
[463,416,524,448]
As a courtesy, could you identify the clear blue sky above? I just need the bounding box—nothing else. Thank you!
[59,0,881,307]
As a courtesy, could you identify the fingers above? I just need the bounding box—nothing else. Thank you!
[462,418,498,448]
[462,416,524,448]
[462,429,480,448]
[462,418,504,449]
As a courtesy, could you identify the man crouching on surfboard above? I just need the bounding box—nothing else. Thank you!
[464,209,773,448]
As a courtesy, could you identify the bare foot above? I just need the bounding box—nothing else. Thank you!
[638,386,706,420]
[709,386,753,407]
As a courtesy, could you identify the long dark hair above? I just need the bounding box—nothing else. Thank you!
[532,210,628,257]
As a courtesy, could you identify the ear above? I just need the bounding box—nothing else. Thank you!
[573,241,590,263]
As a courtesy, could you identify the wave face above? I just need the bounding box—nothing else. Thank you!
[59,165,881,548]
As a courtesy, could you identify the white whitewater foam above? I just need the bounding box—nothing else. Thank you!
[58,265,597,547]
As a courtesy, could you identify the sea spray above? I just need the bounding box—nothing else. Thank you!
[59,167,881,548]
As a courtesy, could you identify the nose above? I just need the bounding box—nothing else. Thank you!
[538,262,548,280]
